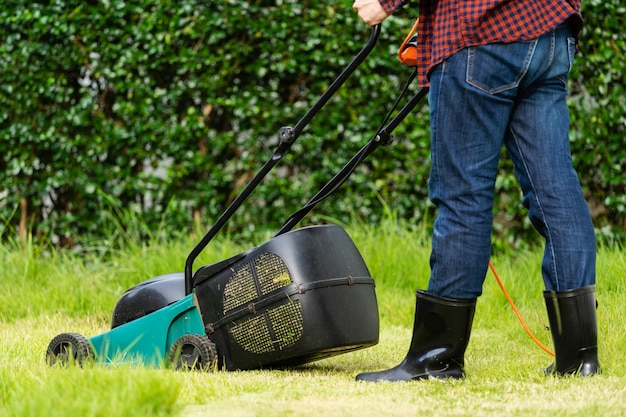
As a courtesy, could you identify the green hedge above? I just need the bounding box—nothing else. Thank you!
[568,0,626,244]
[1,0,624,248]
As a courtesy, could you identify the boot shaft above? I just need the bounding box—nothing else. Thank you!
[544,285,600,376]
[401,291,476,375]
[409,291,476,358]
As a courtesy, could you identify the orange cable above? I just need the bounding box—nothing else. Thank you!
[397,18,420,66]
[488,261,555,357]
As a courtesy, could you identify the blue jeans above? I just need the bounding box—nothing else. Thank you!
[426,24,596,299]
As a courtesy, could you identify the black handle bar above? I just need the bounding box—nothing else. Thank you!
[184,24,382,294]
[275,85,429,237]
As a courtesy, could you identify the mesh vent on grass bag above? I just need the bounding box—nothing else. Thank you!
[222,252,304,354]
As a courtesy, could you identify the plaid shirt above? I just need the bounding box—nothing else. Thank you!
[381,0,583,86]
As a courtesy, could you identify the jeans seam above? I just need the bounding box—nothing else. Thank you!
[508,127,560,289]
[431,60,447,197]
[556,37,576,87]
[547,30,556,73]
[428,61,448,294]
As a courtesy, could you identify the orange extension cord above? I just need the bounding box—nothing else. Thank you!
[488,261,555,357]
[397,18,420,66]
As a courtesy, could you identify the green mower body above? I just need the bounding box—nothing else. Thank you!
[46,225,379,371]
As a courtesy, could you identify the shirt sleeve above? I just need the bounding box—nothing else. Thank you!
[378,0,410,13]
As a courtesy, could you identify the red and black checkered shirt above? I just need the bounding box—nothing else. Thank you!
[381,0,583,86]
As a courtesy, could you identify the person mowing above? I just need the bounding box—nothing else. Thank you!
[352,0,600,381]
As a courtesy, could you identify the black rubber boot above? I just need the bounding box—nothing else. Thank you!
[544,285,600,376]
[356,290,476,382]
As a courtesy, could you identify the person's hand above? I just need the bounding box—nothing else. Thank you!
[352,0,390,26]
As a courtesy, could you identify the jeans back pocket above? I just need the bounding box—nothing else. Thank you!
[466,39,538,95]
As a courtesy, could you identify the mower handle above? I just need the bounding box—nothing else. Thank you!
[184,24,382,295]
[275,85,429,237]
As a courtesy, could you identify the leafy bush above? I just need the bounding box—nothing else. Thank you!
[569,0,626,244]
[0,0,624,248]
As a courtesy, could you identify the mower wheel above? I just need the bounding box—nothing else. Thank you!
[169,334,217,371]
[46,333,94,367]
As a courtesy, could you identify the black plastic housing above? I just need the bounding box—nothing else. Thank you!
[193,224,379,370]
[110,273,185,329]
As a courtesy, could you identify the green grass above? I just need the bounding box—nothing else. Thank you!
[1,220,625,417]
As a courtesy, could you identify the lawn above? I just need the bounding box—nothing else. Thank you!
[1,221,625,417]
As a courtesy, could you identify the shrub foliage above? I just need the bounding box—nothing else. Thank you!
[1,0,624,247]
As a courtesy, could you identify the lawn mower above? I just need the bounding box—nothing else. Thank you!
[46,23,428,371]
